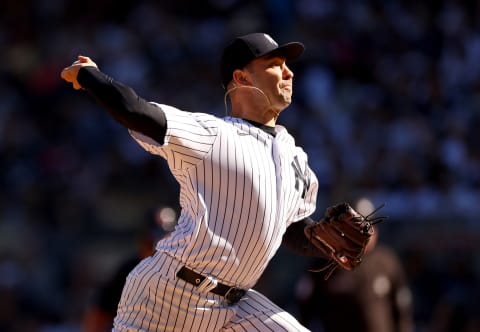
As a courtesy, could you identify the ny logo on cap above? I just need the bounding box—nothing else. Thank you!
[263,34,278,47]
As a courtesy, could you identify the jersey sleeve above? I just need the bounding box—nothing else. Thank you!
[129,104,219,170]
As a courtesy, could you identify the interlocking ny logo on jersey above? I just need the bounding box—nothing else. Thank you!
[291,156,311,199]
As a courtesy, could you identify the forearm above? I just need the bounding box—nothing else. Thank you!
[282,217,328,258]
[77,67,167,144]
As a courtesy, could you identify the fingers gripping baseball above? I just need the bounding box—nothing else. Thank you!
[305,202,387,279]
[60,55,98,90]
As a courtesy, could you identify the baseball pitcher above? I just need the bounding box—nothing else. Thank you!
[61,33,381,332]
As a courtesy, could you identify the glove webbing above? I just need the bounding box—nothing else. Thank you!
[308,203,387,280]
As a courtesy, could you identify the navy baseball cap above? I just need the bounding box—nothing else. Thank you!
[220,33,305,88]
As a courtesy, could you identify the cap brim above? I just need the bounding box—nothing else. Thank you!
[263,42,305,62]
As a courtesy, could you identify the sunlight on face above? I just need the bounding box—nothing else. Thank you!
[246,55,294,111]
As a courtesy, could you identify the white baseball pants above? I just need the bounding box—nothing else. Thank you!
[113,251,310,332]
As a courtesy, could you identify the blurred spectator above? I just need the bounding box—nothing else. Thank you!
[82,206,177,332]
[427,253,480,332]
[295,223,414,332]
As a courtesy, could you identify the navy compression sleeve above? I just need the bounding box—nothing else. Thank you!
[282,217,328,258]
[77,66,167,144]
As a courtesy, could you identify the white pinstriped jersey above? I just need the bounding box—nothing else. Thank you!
[130,104,318,290]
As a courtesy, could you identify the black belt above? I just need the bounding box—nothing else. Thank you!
[176,266,246,305]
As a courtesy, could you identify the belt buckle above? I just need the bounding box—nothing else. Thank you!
[224,287,246,305]
[196,275,218,294]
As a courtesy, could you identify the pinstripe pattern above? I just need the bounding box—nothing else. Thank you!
[118,104,317,331]
[114,252,236,332]
[224,289,310,332]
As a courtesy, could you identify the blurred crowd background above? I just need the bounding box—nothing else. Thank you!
[1,0,480,331]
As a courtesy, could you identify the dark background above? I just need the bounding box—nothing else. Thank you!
[0,0,479,331]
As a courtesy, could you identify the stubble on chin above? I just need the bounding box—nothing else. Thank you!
[280,87,293,105]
